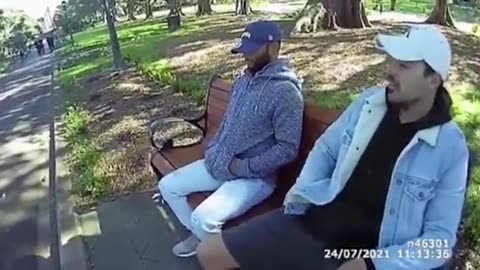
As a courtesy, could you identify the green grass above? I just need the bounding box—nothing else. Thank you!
[450,83,480,247]
[366,0,479,23]
[67,16,210,104]
[62,104,108,199]
[138,59,206,104]
[58,16,208,88]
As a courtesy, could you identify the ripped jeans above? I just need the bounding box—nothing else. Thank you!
[158,159,275,240]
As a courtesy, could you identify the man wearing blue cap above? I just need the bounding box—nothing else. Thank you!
[158,20,304,258]
[196,25,469,270]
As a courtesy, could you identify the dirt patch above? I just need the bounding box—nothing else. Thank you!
[78,68,203,197]
[163,18,480,97]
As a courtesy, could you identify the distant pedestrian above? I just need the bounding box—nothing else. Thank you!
[47,35,55,53]
[35,38,45,56]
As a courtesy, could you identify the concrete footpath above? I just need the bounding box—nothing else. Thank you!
[76,192,202,270]
[0,53,59,270]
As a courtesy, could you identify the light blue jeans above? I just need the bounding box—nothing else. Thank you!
[158,159,275,240]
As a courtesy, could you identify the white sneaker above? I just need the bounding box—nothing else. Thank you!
[172,234,200,258]
[152,192,162,203]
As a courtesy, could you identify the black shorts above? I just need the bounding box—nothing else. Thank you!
[222,208,343,270]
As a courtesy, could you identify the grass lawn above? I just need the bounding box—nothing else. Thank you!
[58,5,480,265]
[57,17,206,85]
[365,0,479,23]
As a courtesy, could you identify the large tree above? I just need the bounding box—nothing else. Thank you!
[166,0,184,16]
[0,10,40,56]
[121,0,139,21]
[294,0,371,33]
[197,0,213,16]
[66,0,103,26]
[144,0,155,18]
[235,0,253,15]
[425,0,455,28]
[390,0,397,10]
[102,0,125,69]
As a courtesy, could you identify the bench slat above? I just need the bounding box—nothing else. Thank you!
[206,107,227,129]
[304,104,342,126]
[207,97,229,112]
[151,152,176,176]
[210,79,232,93]
[160,143,204,169]
[209,87,231,103]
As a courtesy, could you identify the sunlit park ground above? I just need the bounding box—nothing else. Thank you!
[55,0,480,267]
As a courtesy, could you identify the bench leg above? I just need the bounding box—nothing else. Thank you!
[150,159,165,203]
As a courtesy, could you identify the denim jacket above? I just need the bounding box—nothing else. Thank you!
[283,87,469,270]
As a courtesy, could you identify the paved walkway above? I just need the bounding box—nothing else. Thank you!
[0,53,58,270]
[78,192,202,270]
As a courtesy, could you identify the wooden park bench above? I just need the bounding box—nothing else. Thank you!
[148,75,341,228]
[148,75,474,269]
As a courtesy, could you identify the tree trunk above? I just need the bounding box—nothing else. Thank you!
[127,0,137,20]
[197,0,213,16]
[168,0,183,16]
[390,0,396,10]
[294,0,370,33]
[109,0,119,22]
[425,0,456,28]
[235,0,254,15]
[145,0,153,18]
[102,0,125,70]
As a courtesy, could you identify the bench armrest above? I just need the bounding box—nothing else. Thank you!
[149,114,206,150]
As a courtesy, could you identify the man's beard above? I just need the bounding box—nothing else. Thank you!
[386,85,420,112]
[247,53,271,74]
[386,74,405,109]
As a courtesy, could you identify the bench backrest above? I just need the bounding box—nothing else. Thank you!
[205,76,342,204]
[204,76,232,140]
[274,105,341,204]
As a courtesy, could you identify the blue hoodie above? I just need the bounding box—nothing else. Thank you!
[204,58,304,181]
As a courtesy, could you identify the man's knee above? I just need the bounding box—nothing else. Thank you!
[191,208,223,239]
[158,172,177,198]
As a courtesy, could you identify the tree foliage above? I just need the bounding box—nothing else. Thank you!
[0,9,41,55]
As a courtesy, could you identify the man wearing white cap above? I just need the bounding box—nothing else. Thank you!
[196,24,469,270]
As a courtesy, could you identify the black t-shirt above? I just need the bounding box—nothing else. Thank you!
[301,88,452,251]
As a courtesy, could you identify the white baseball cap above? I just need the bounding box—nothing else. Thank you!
[375,24,452,81]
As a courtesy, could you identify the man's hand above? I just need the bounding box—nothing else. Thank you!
[337,259,368,270]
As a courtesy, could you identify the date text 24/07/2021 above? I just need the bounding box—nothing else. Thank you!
[324,248,452,260]
[324,239,452,260]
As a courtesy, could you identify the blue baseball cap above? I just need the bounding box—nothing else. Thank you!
[231,20,282,56]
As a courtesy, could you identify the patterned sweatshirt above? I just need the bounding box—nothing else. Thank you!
[204,58,304,181]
